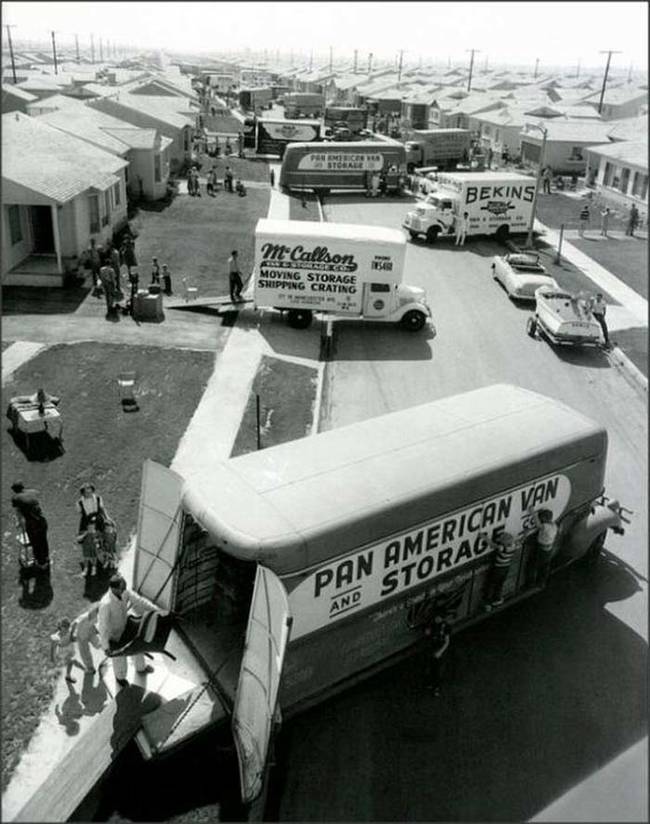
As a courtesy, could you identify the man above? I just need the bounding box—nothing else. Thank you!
[479,531,517,609]
[11,482,50,569]
[455,211,469,246]
[626,203,640,237]
[228,250,243,303]
[600,207,610,238]
[542,166,552,194]
[579,203,590,238]
[224,166,234,192]
[98,258,117,318]
[590,292,610,348]
[423,615,450,696]
[527,508,558,587]
[87,238,101,287]
[97,574,158,688]
[108,243,122,295]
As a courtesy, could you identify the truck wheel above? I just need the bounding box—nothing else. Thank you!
[496,225,510,245]
[582,530,607,567]
[401,310,426,332]
[426,226,440,244]
[408,230,419,241]
[407,162,416,174]
[526,316,537,337]
[287,309,313,329]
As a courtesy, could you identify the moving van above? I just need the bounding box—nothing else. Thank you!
[405,128,472,172]
[238,87,273,112]
[131,384,626,804]
[324,106,368,133]
[284,92,325,118]
[255,117,322,157]
[279,140,407,195]
[403,171,536,244]
[251,218,432,331]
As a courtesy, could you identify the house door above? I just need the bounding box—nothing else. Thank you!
[29,206,55,253]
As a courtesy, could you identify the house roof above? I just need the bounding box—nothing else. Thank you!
[580,84,648,106]
[2,83,37,102]
[26,93,82,112]
[2,111,127,204]
[585,139,648,168]
[521,119,614,143]
[91,93,194,128]
[606,114,648,142]
[103,127,172,151]
[16,77,64,92]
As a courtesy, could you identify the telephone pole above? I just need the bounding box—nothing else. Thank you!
[309,50,313,71]
[91,33,95,64]
[329,45,333,74]
[397,49,404,82]
[466,48,480,92]
[484,55,488,72]
[598,49,622,114]
[99,37,103,62]
[353,48,358,74]
[51,30,58,74]
[576,57,581,78]
[75,33,80,63]
[534,57,539,79]
[628,62,634,83]
[5,24,17,83]
[368,51,373,74]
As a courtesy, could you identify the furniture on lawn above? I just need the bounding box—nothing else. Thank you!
[7,398,63,453]
[133,290,164,322]
[117,371,138,409]
[182,277,199,301]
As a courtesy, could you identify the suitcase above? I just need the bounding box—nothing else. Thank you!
[148,284,162,295]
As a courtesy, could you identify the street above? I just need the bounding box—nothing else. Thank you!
[270,194,648,822]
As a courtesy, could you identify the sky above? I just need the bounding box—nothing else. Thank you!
[3,1,648,70]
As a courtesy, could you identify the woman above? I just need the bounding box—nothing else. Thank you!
[77,483,109,533]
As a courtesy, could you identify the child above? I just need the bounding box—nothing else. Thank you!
[235,179,247,197]
[161,264,173,296]
[151,257,161,285]
[50,617,84,683]
[98,519,118,571]
[77,516,102,577]
[71,606,101,673]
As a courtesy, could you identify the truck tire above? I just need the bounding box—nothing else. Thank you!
[401,310,426,331]
[526,316,537,337]
[407,162,416,174]
[426,226,440,244]
[408,230,419,241]
[287,309,313,329]
[496,224,510,244]
[582,530,607,567]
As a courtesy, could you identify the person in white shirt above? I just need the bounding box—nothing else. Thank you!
[455,211,469,246]
[528,508,558,587]
[97,574,160,688]
[589,292,610,348]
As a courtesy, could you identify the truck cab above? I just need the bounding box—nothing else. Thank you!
[361,281,431,330]
[403,192,459,243]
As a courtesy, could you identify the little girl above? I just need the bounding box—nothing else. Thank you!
[77,517,102,576]
[50,617,84,683]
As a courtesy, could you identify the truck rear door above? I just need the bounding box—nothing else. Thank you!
[232,565,292,805]
[133,460,184,610]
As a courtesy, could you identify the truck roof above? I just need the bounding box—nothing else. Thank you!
[284,140,403,152]
[258,117,321,127]
[438,171,535,184]
[181,384,606,575]
[412,128,470,135]
[256,218,406,246]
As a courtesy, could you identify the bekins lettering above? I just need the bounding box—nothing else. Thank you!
[465,184,535,204]
[261,242,358,269]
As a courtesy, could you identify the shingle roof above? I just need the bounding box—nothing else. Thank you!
[38,100,145,154]
[16,77,64,92]
[585,139,648,168]
[580,84,648,105]
[2,83,37,102]
[521,119,614,143]
[26,93,82,111]
[102,126,166,150]
[2,111,127,204]
[606,114,648,141]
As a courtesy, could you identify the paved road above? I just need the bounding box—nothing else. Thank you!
[272,195,648,822]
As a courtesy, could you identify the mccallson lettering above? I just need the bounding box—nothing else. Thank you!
[261,242,358,268]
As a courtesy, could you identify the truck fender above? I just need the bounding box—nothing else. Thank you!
[566,505,624,559]
[395,301,431,321]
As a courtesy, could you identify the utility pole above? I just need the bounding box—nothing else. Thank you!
[51,30,58,74]
[99,37,103,62]
[534,57,539,79]
[576,57,581,78]
[628,62,633,83]
[75,33,80,63]
[5,24,17,83]
[107,39,110,61]
[329,45,332,74]
[368,51,373,74]
[598,49,622,114]
[353,49,358,74]
[91,33,95,64]
[309,50,313,71]
[466,48,480,92]
[397,49,404,82]
[484,55,488,72]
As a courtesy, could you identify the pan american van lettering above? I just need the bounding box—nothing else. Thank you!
[287,474,571,639]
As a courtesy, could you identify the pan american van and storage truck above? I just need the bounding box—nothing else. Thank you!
[249,218,432,331]
[404,128,472,172]
[279,141,407,195]
[127,383,626,805]
[403,171,536,244]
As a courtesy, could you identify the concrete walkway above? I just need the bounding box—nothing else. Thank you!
[2,341,47,385]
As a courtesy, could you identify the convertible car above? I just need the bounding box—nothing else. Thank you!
[527,286,602,346]
[491,253,558,301]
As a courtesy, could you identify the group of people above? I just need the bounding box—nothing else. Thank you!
[188,164,246,198]
[579,201,641,240]
[87,235,140,319]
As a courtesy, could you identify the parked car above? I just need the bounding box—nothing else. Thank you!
[491,253,558,301]
[527,287,602,346]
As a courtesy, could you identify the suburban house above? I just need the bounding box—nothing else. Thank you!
[26,93,82,116]
[2,111,128,286]
[88,93,192,169]
[15,76,64,100]
[584,140,648,218]
[606,114,648,142]
[429,92,504,129]
[1,83,38,114]
[520,119,614,175]
[577,84,648,120]
[36,98,172,201]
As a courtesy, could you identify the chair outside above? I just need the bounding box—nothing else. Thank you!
[182,277,199,302]
[117,371,137,407]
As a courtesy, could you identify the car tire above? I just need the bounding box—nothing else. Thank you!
[401,310,426,332]
[496,225,510,244]
[426,226,440,244]
[287,309,313,329]
[526,316,537,337]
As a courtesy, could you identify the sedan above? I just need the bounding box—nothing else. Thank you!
[491,253,559,301]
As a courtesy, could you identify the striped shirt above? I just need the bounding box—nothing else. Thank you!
[494,539,517,567]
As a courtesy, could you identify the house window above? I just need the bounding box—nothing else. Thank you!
[603,162,614,187]
[612,167,621,189]
[89,194,100,234]
[154,153,162,183]
[569,146,584,161]
[619,167,630,194]
[113,181,121,207]
[8,205,22,245]
[102,190,111,226]
[632,172,648,199]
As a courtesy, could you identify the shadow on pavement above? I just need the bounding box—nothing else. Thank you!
[548,341,612,369]
[331,319,435,362]
[268,553,647,822]
[2,285,92,315]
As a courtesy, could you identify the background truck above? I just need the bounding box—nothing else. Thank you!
[403,171,536,244]
[324,106,368,133]
[251,218,432,330]
[284,92,325,119]
[404,128,472,172]
[238,86,273,112]
[255,118,322,157]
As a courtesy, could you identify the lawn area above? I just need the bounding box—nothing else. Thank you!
[194,152,271,183]
[610,327,648,377]
[1,342,214,790]
[131,185,270,298]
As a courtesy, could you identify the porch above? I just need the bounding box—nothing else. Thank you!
[5,254,65,287]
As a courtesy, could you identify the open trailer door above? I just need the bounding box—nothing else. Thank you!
[132,459,184,611]
[232,565,292,805]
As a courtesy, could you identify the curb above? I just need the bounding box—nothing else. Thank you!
[607,345,648,393]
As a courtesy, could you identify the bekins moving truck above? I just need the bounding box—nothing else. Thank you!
[130,384,626,805]
[403,171,536,244]
[405,128,472,172]
[251,218,433,331]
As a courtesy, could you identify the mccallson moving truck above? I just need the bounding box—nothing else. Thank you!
[129,384,626,805]
[405,128,472,172]
[403,171,535,244]
[251,218,432,330]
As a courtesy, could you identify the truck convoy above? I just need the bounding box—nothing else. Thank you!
[130,383,625,805]
[405,128,472,172]
[324,106,368,133]
[238,87,273,112]
[403,171,536,244]
[255,118,322,156]
[250,218,432,331]
[284,92,325,119]
[279,140,407,195]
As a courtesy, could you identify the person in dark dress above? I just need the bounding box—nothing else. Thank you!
[11,482,50,568]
